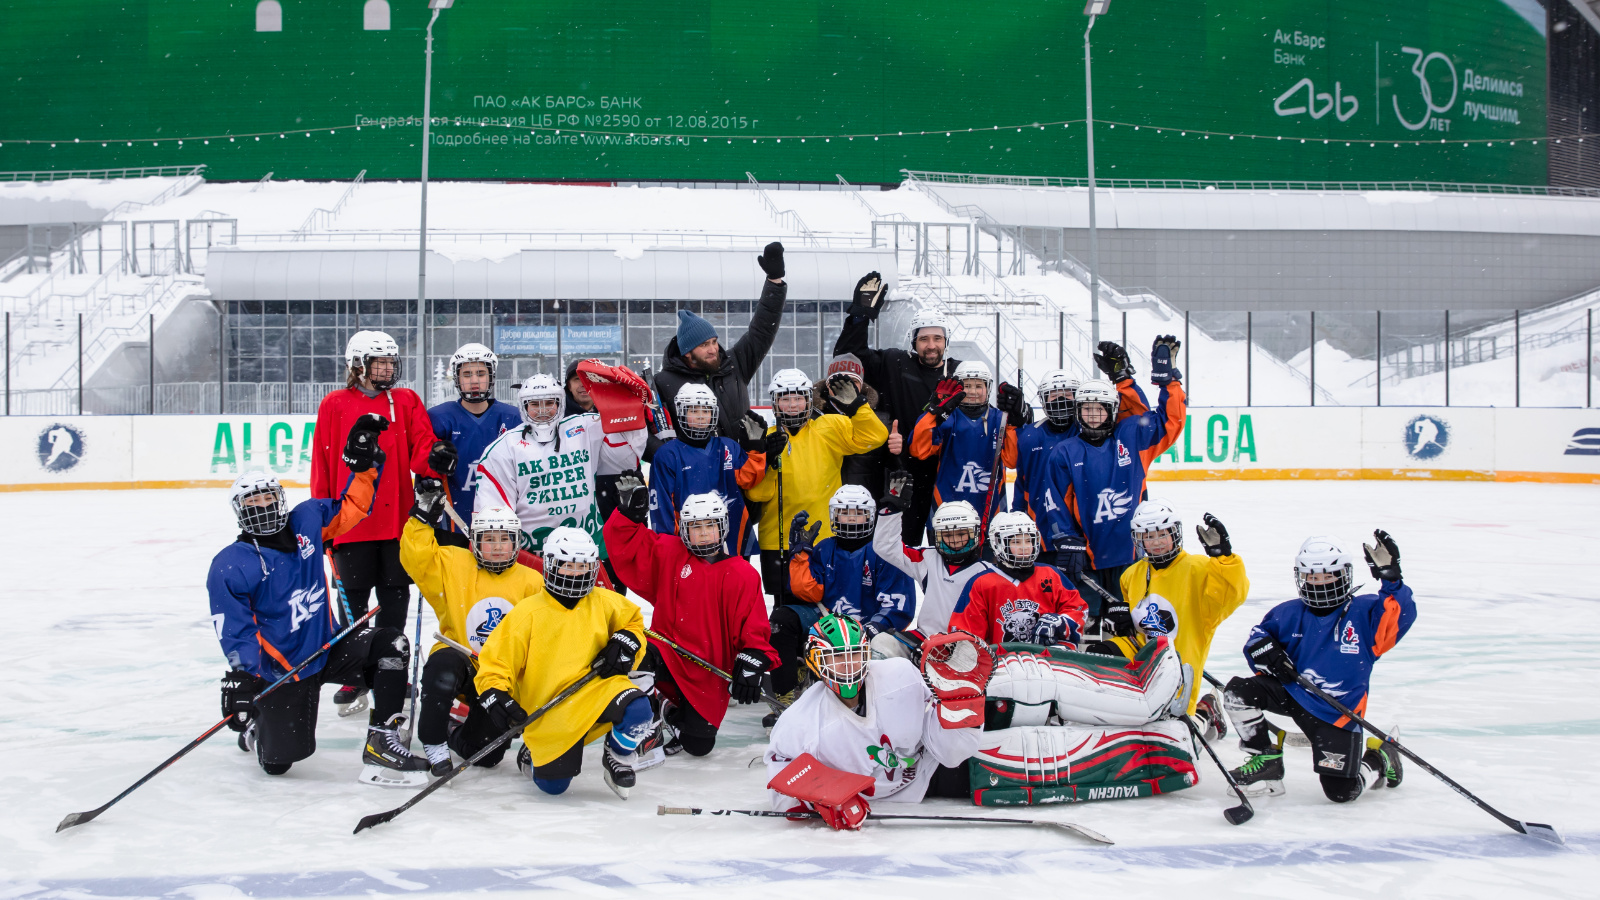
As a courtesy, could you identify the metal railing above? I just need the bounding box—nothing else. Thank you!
[103,166,208,218]
[224,230,874,249]
[746,173,817,242]
[901,169,1600,197]
[292,170,367,239]
[0,165,206,183]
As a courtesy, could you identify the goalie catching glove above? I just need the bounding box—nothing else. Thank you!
[575,359,655,435]
[768,753,874,831]
[920,630,994,729]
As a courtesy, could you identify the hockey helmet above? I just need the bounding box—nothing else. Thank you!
[1294,535,1356,609]
[678,492,729,559]
[805,614,870,701]
[542,527,600,604]
[1130,500,1183,566]
[230,471,288,536]
[988,511,1041,569]
[470,505,522,574]
[449,343,498,403]
[674,384,721,441]
[828,484,877,542]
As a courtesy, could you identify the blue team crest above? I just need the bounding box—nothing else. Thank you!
[1133,594,1178,640]
[466,597,516,650]
[1403,415,1449,460]
[37,423,86,472]
[1115,440,1132,467]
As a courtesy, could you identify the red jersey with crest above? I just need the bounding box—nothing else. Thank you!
[948,564,1088,646]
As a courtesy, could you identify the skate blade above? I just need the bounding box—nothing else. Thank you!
[1240,779,1286,798]
[602,769,632,800]
[634,746,666,772]
[336,695,370,718]
[358,764,427,789]
[1283,732,1311,748]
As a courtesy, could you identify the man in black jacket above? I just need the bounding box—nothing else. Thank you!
[653,242,788,439]
[832,273,960,545]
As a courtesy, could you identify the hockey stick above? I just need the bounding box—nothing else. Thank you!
[1200,670,1307,748]
[1293,673,1562,844]
[644,628,788,710]
[354,666,600,833]
[657,805,1113,845]
[433,631,478,659]
[1179,713,1253,825]
[57,605,381,832]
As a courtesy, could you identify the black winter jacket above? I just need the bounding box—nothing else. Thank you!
[654,279,787,439]
[832,313,961,437]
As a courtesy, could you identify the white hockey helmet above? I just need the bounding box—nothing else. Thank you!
[1075,378,1119,440]
[828,484,877,542]
[678,491,729,559]
[674,383,721,441]
[470,505,522,574]
[345,330,401,390]
[988,511,1041,569]
[542,526,601,603]
[1294,536,1357,609]
[1037,369,1079,427]
[906,309,952,349]
[516,374,565,442]
[930,500,983,564]
[230,470,288,536]
[1130,499,1183,566]
[768,368,814,431]
[449,343,498,403]
[953,360,993,412]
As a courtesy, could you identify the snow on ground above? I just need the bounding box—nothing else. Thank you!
[3,480,1599,898]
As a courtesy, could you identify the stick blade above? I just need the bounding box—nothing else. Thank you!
[1223,804,1255,826]
[1043,821,1115,845]
[56,808,101,832]
[353,809,401,834]
[1518,821,1564,845]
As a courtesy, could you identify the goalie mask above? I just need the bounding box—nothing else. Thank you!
[1037,369,1079,427]
[677,491,729,559]
[674,383,720,442]
[449,343,498,403]
[230,471,288,536]
[345,330,401,391]
[952,360,993,414]
[768,368,814,432]
[470,505,521,575]
[930,501,982,566]
[1074,378,1119,441]
[805,614,870,701]
[828,484,876,542]
[1294,535,1356,610]
[988,511,1041,570]
[543,527,600,605]
[517,374,565,442]
[1130,499,1182,567]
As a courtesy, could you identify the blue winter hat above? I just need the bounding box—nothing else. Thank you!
[676,310,718,353]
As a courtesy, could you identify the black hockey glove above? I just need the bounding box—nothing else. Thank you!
[480,688,528,732]
[1102,598,1135,637]
[342,413,390,472]
[757,241,786,280]
[593,630,643,678]
[412,477,446,523]
[1364,529,1402,582]
[615,469,649,524]
[1246,636,1299,684]
[1093,341,1135,382]
[881,471,913,515]
[847,271,888,320]
[1149,335,1182,385]
[1195,513,1232,557]
[731,649,771,705]
[827,374,866,417]
[738,411,768,454]
[1053,542,1087,578]
[1033,613,1076,648]
[764,427,788,470]
[427,438,458,478]
[220,669,266,732]
[996,382,1030,427]
[788,511,822,556]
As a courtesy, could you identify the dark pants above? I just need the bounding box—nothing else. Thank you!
[926,763,972,799]
[418,646,478,748]
[1072,563,1129,618]
[464,687,645,781]
[253,626,409,768]
[643,645,720,757]
[332,539,413,632]
[1225,674,1365,802]
[759,550,795,608]
[900,455,940,546]
[768,604,826,694]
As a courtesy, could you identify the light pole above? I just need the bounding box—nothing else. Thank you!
[1083,0,1109,347]
[419,0,454,404]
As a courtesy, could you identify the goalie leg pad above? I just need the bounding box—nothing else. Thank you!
[987,639,1182,727]
[969,719,1197,806]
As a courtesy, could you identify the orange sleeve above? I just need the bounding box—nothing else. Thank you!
[1141,381,1188,468]
[322,467,379,543]
[735,451,767,490]
[1116,379,1148,419]
[788,552,824,605]
[1001,425,1018,468]
[910,412,940,460]
[1372,594,1403,657]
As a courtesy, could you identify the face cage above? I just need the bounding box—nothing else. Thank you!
[675,401,720,441]
[1076,401,1116,437]
[524,399,562,427]
[830,507,875,541]
[806,640,870,700]
[544,558,599,602]
[361,355,400,391]
[934,527,981,563]
[994,531,1041,568]
[233,486,288,536]
[471,530,518,574]
[1134,523,1183,565]
[678,516,728,558]
[772,390,811,430]
[454,365,495,403]
[958,380,991,413]
[1042,392,1076,425]
[1295,565,1354,609]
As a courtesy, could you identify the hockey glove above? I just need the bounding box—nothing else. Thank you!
[615,469,649,523]
[757,241,786,280]
[764,427,788,470]
[730,649,770,705]
[1093,341,1135,382]
[921,630,994,729]
[1149,335,1183,385]
[929,378,966,421]
[480,688,528,732]
[816,796,871,831]
[788,512,822,556]
[1246,636,1299,684]
[848,271,888,320]
[342,413,389,472]
[412,477,446,523]
[1033,613,1080,648]
[826,374,866,417]
[881,471,913,515]
[1195,513,1232,557]
[1102,598,1135,638]
[738,411,768,454]
[427,438,458,478]
[1052,542,1088,578]
[593,630,643,678]
[220,669,265,732]
[996,382,1030,427]
[1364,529,1402,582]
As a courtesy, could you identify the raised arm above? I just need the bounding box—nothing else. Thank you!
[729,278,788,381]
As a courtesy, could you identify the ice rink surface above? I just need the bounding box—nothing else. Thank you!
[3,480,1599,898]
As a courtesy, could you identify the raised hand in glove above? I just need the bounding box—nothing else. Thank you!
[1149,335,1182,385]
[428,438,458,478]
[1102,597,1135,637]
[848,271,887,320]
[1246,636,1299,684]
[757,241,785,280]
[1364,529,1401,582]
[615,469,649,523]
[342,413,389,472]
[788,511,822,556]
[593,630,643,678]
[764,427,788,469]
[881,470,913,515]
[739,411,768,454]
[996,382,1030,427]
[1093,341,1135,382]
[221,669,266,732]
[412,477,446,523]
[827,374,865,417]
[480,688,528,732]
[730,649,770,705]
[930,377,966,421]
[921,630,994,729]
[1195,513,1232,557]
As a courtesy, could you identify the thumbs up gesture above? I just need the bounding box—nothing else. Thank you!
[887,419,903,455]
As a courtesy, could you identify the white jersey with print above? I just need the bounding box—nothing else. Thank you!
[765,658,982,809]
[874,509,995,635]
[473,413,646,556]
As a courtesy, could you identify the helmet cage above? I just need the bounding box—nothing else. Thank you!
[233,483,288,536]
[471,528,519,574]
[804,616,870,700]
[1295,563,1354,609]
[674,390,721,441]
[1133,521,1183,566]
[678,514,728,559]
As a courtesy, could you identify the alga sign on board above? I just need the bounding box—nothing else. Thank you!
[0,0,1547,183]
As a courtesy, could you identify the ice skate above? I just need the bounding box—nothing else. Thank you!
[1363,735,1404,790]
[1231,749,1286,797]
[334,685,368,718]
[601,743,636,800]
[359,714,429,788]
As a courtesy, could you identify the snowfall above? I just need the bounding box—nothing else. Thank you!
[3,479,1597,899]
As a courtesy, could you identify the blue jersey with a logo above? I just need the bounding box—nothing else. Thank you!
[647,437,758,557]
[926,406,1009,520]
[1034,381,1186,568]
[1245,581,1417,730]
[804,538,916,635]
[207,499,346,681]
[1012,420,1075,515]
[429,399,523,528]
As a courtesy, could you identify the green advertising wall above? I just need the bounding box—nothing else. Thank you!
[0,0,1549,183]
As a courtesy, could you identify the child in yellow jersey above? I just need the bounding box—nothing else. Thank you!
[1088,500,1249,739]
[400,480,546,777]
[473,526,653,800]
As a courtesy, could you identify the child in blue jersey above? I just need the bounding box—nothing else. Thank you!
[209,414,430,785]
[1034,338,1186,633]
[427,343,523,543]
[910,361,1029,525]
[1224,531,1415,804]
[647,384,768,557]
[1012,369,1078,519]
[785,485,917,665]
